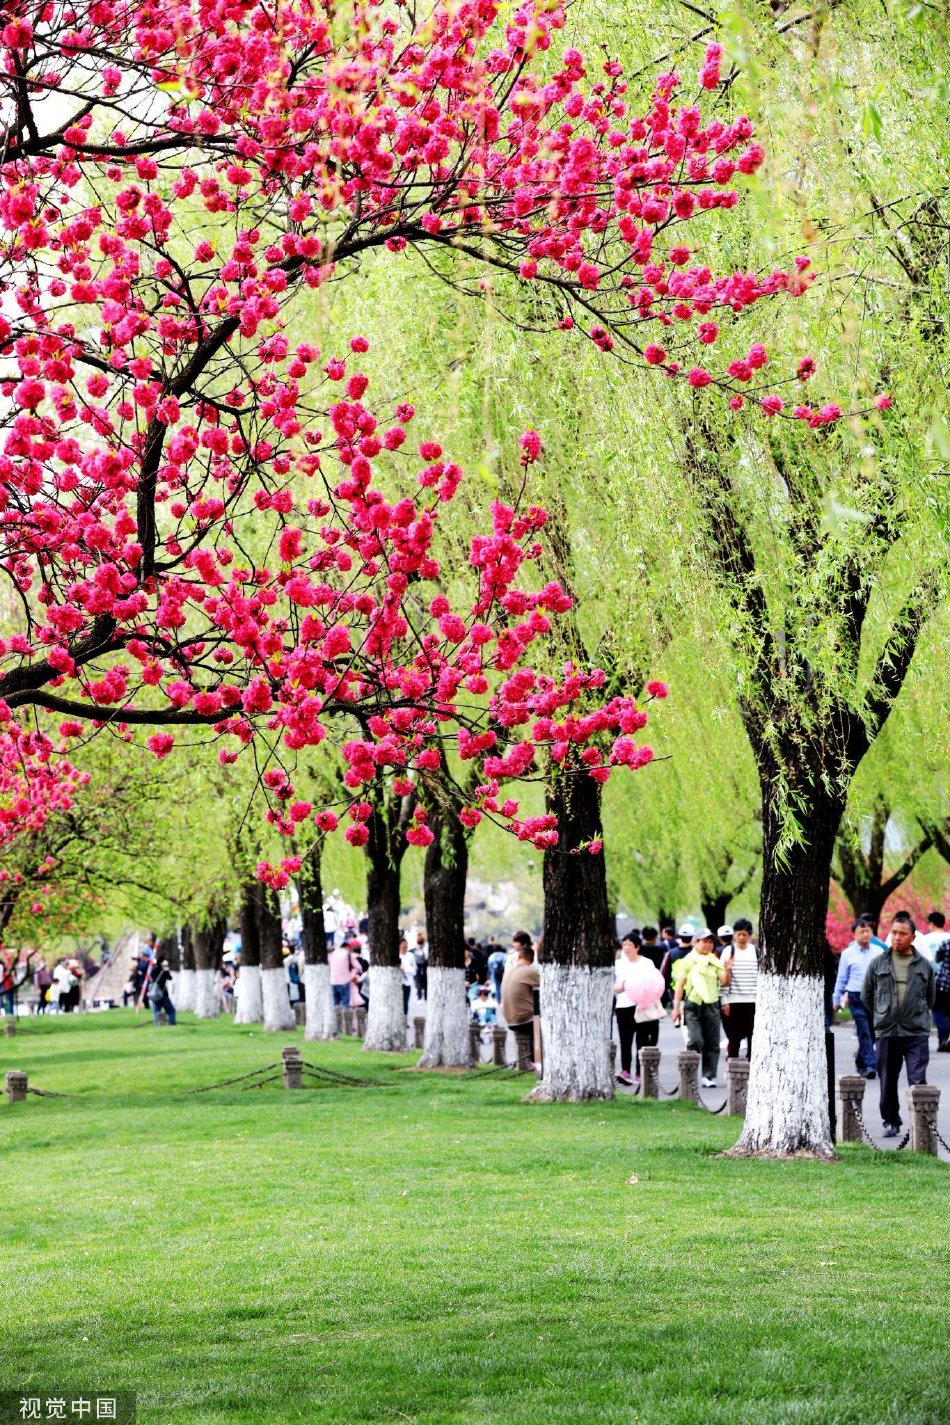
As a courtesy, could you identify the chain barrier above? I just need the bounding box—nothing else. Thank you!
[241,1073,282,1089]
[848,1095,910,1151]
[186,1063,280,1093]
[26,1086,67,1098]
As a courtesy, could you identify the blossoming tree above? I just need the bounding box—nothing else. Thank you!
[0,0,845,1068]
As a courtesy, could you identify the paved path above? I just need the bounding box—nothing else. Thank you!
[614,1013,950,1155]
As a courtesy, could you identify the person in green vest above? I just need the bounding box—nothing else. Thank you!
[671,929,730,1087]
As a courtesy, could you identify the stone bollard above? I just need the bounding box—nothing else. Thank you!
[281,1046,303,1090]
[293,1001,306,1028]
[676,1049,700,1103]
[838,1074,867,1142]
[354,1007,367,1038]
[514,1027,534,1073]
[4,1020,15,1038]
[491,1025,507,1067]
[907,1084,941,1155]
[158,1010,167,1026]
[608,1041,617,1076]
[335,1006,346,1037]
[342,1008,356,1037]
[412,1015,426,1050]
[469,1022,482,1065]
[638,1046,660,1099]
[6,1070,27,1103]
[726,1058,751,1117]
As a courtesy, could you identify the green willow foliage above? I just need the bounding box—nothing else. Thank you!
[288,0,949,921]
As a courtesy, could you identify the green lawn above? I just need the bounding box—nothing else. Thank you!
[1,1013,946,1425]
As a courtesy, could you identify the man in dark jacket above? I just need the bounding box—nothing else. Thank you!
[863,911,935,1137]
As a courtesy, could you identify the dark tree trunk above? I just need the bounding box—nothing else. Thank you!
[419,799,469,1068]
[540,768,614,970]
[532,766,616,1101]
[424,804,467,974]
[159,932,179,972]
[256,886,283,970]
[298,854,326,967]
[181,925,195,973]
[700,892,731,937]
[239,884,261,968]
[366,812,402,971]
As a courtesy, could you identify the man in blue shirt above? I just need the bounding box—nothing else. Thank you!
[832,916,884,1078]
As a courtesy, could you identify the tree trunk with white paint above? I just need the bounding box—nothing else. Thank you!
[419,967,469,1068]
[299,848,334,1040]
[731,972,832,1157]
[529,964,615,1102]
[176,926,196,1012]
[728,783,840,1159]
[193,922,225,1019]
[532,765,616,1102]
[304,962,335,1040]
[418,796,470,1068]
[194,968,220,1019]
[261,965,294,1032]
[235,964,263,1025]
[364,964,406,1052]
[176,969,197,1013]
[234,882,262,1023]
[258,884,293,1032]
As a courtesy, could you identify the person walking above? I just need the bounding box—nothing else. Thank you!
[831,916,880,1078]
[720,918,758,1061]
[399,936,417,1016]
[148,959,177,1025]
[329,942,359,1011]
[671,929,729,1087]
[660,925,695,1006]
[487,943,507,1003]
[501,942,540,1070]
[413,930,428,1003]
[614,934,666,1085]
[33,959,53,1014]
[862,911,936,1138]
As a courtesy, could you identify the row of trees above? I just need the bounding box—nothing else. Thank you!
[1,0,947,1155]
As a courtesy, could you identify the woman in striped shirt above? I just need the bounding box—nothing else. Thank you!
[721,917,758,1060]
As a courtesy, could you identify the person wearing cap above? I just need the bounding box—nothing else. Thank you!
[717,925,734,954]
[471,983,497,1027]
[660,925,695,1005]
[671,929,730,1086]
[720,918,758,1061]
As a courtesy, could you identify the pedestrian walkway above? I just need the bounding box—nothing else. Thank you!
[616,1015,950,1149]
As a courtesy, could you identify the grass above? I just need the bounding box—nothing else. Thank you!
[1,1013,947,1425]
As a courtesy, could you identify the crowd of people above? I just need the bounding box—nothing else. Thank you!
[5,902,949,1130]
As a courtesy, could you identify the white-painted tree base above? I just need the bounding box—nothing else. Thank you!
[528,964,614,1102]
[234,964,263,1024]
[728,971,834,1159]
[194,969,220,1019]
[176,969,197,1013]
[364,965,406,1052]
[304,963,336,1040]
[261,966,295,1032]
[418,967,469,1068]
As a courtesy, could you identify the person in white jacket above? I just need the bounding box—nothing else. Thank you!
[614,935,666,1086]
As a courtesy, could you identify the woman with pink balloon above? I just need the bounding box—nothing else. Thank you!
[614,934,667,1086]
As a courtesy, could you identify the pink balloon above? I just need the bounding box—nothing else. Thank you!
[627,966,666,1010]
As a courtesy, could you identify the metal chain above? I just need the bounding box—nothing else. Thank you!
[850,1096,910,1151]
